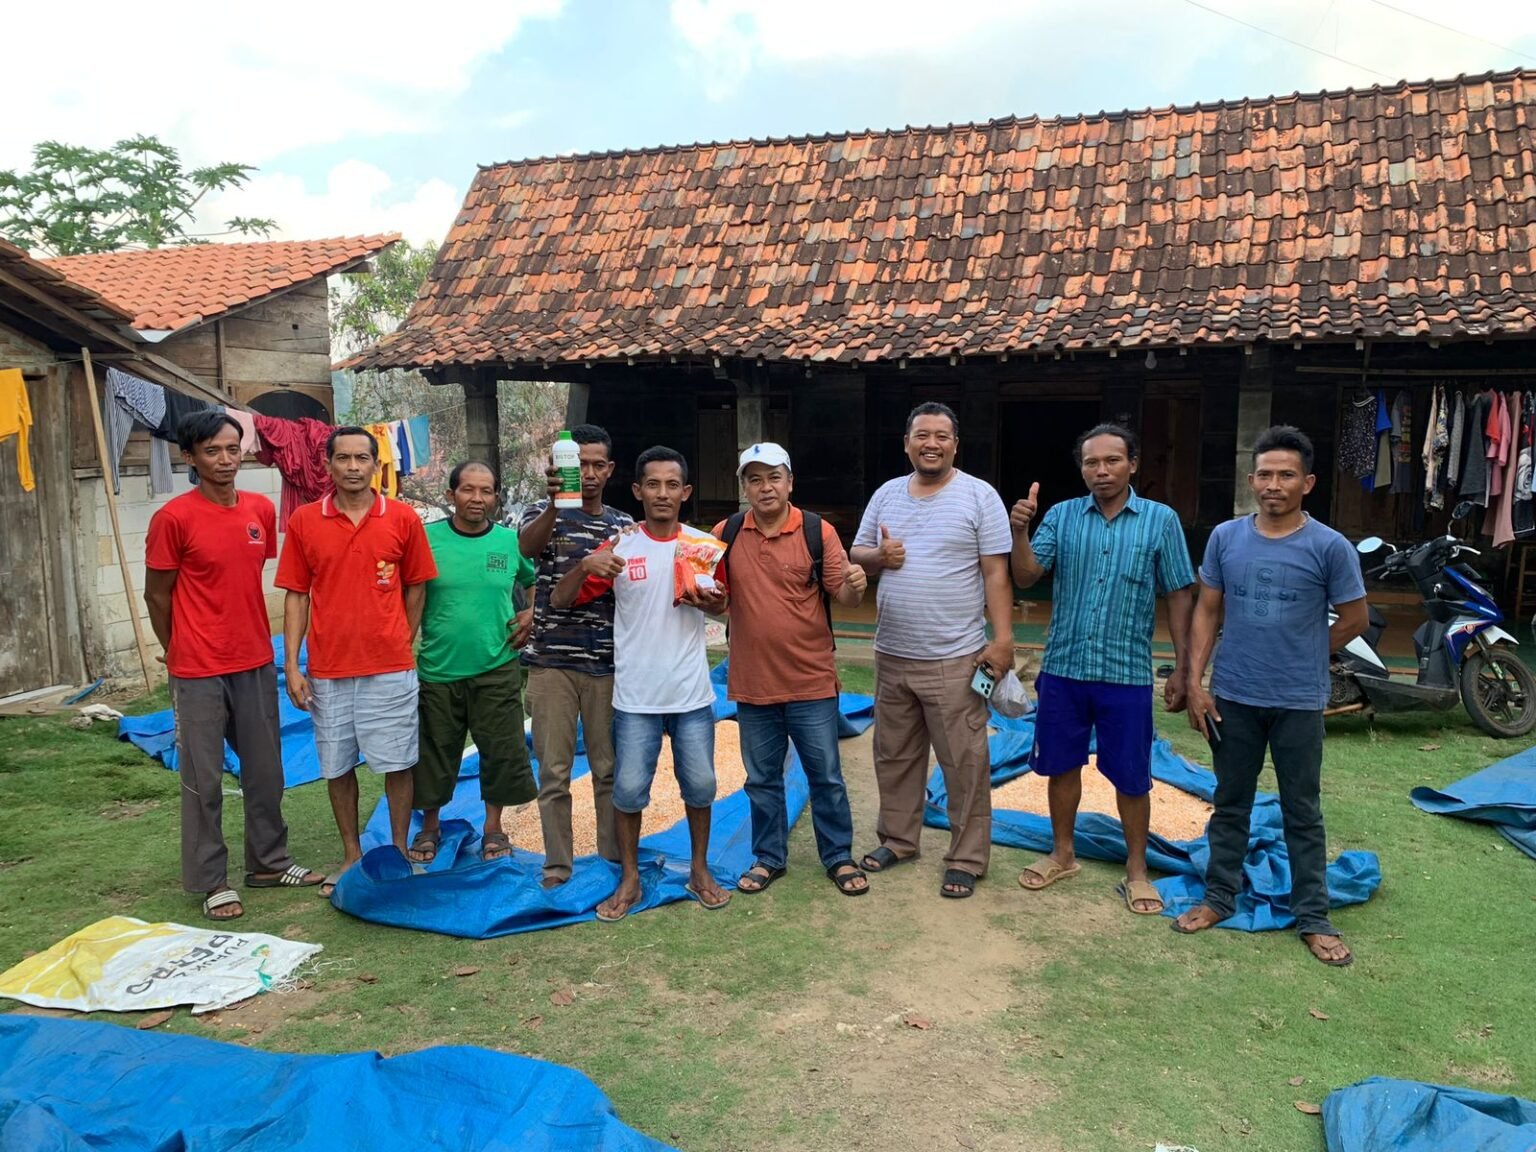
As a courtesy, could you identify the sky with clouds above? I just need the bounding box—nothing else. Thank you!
[9,0,1536,247]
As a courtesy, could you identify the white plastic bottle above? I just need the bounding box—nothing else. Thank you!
[552,430,582,509]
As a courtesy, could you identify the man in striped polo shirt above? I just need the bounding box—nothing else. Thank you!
[1009,423,1195,915]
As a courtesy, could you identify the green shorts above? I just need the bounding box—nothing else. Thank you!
[415,661,534,810]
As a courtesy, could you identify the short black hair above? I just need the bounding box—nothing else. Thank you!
[635,445,689,483]
[571,423,613,460]
[1253,425,1315,474]
[327,425,378,460]
[176,410,244,453]
[1073,422,1140,466]
[447,460,498,491]
[905,401,959,437]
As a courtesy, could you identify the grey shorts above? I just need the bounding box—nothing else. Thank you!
[311,670,419,779]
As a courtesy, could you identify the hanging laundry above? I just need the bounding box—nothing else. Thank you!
[102,367,173,496]
[406,414,431,465]
[1423,385,1448,510]
[253,414,334,529]
[1445,391,1466,490]
[222,407,261,455]
[0,369,35,491]
[365,422,398,497]
[1489,391,1523,548]
[1458,390,1491,505]
[1515,392,1536,540]
[389,419,412,476]
[1340,392,1377,478]
[1487,391,1510,501]
[1390,390,1413,494]
[1371,390,1393,491]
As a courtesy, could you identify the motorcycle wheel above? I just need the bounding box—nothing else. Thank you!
[1460,646,1536,737]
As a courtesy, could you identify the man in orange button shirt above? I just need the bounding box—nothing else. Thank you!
[714,443,871,896]
[277,427,437,896]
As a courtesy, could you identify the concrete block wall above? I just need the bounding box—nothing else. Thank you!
[77,466,285,678]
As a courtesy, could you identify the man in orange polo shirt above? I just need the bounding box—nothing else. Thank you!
[276,426,437,896]
[714,443,870,896]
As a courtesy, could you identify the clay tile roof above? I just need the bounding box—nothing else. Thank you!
[0,237,138,327]
[48,234,399,334]
[347,69,1536,370]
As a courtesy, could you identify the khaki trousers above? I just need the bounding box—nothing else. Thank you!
[872,652,992,876]
[527,666,618,882]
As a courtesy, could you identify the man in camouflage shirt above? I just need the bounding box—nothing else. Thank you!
[519,424,634,888]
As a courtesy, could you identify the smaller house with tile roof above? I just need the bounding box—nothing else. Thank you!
[349,68,1536,608]
[0,235,396,695]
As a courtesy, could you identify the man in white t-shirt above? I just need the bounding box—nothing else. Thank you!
[550,445,732,921]
[850,402,1016,899]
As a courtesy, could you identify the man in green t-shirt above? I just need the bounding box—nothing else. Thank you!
[409,461,538,863]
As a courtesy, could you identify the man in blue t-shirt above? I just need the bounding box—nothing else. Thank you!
[1178,425,1368,966]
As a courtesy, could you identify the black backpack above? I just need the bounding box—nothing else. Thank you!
[720,510,834,643]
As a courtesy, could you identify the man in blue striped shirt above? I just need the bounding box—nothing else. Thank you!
[1009,423,1195,915]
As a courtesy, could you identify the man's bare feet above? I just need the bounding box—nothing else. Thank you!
[1302,933,1354,966]
[596,879,642,921]
[1172,903,1223,933]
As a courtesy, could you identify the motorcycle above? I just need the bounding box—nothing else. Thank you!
[1331,529,1536,738]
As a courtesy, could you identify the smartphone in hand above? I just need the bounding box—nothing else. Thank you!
[1204,712,1222,746]
[970,665,997,699]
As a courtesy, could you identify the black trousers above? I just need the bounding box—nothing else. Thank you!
[1205,697,1337,937]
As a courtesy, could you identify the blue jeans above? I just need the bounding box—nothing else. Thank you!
[738,698,854,871]
[613,706,716,813]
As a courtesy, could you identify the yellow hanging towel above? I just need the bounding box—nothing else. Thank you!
[366,421,398,498]
[0,368,35,491]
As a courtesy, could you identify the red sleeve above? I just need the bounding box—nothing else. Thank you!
[398,511,437,585]
[275,513,312,593]
[259,497,277,561]
[144,505,183,571]
[571,539,616,606]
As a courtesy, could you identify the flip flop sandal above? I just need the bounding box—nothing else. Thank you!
[685,882,733,910]
[245,864,322,888]
[1017,858,1081,890]
[1116,879,1165,916]
[736,863,787,893]
[940,869,977,898]
[594,901,633,923]
[481,831,513,861]
[1303,934,1355,967]
[860,846,920,873]
[1170,906,1222,934]
[827,863,869,896]
[202,889,244,921]
[408,830,439,863]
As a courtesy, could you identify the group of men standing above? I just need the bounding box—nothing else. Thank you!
[147,400,1366,966]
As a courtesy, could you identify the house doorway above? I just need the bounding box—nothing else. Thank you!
[997,398,1103,521]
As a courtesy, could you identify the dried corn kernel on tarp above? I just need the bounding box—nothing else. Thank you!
[923,713,1381,932]
[333,669,874,938]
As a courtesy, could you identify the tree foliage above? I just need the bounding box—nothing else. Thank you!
[0,135,275,256]
[328,239,439,356]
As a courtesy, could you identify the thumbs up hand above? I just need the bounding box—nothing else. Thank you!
[1010,482,1041,533]
[878,524,906,571]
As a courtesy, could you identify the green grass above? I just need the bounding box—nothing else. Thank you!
[1,674,1532,1151]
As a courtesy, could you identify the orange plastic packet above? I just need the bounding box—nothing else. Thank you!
[672,526,727,604]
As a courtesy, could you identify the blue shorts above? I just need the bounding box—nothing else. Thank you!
[612,705,717,813]
[1031,672,1154,797]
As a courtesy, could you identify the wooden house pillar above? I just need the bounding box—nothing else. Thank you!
[1233,348,1274,516]
[463,369,501,480]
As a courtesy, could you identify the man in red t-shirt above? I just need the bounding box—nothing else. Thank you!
[277,426,437,896]
[145,411,324,922]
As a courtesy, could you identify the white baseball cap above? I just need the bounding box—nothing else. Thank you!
[736,442,792,475]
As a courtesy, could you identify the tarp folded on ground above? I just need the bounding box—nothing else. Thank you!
[1410,750,1536,859]
[116,638,338,788]
[0,1016,672,1152]
[923,712,1382,932]
[1322,1077,1536,1152]
[333,667,875,938]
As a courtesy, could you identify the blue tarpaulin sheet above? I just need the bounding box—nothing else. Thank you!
[923,712,1382,931]
[116,638,337,788]
[0,1015,671,1151]
[1410,749,1536,859]
[1322,1077,1536,1152]
[332,664,874,937]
